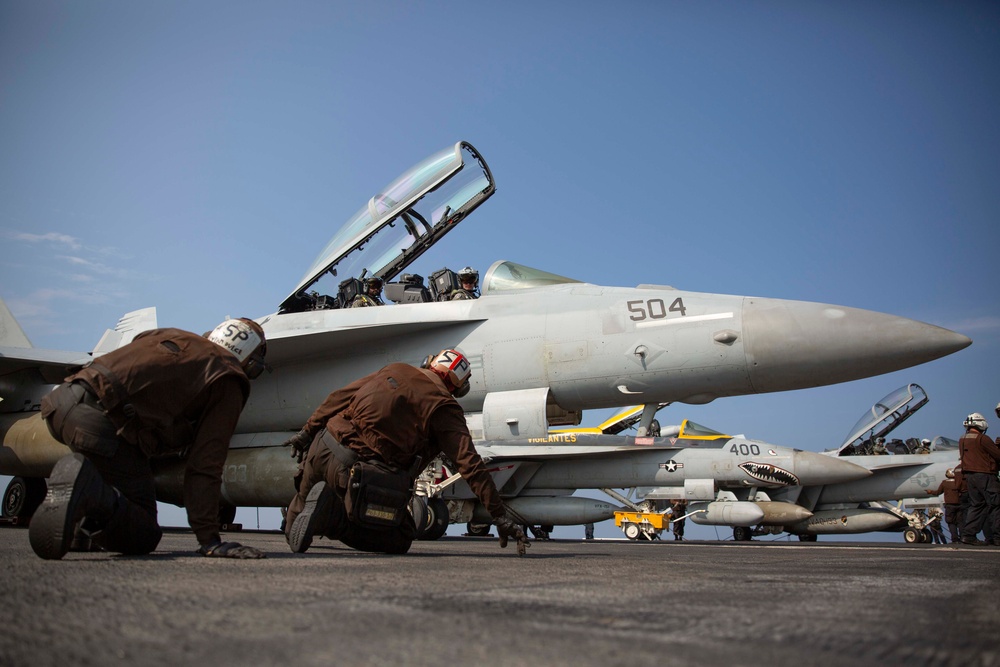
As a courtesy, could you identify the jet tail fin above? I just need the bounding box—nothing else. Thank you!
[92,307,158,356]
[0,298,33,348]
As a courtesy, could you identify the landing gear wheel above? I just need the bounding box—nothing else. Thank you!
[797,534,818,542]
[413,497,449,541]
[466,522,491,537]
[903,527,920,543]
[623,523,641,540]
[921,529,933,543]
[2,476,46,522]
[733,526,753,541]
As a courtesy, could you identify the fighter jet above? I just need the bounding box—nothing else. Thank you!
[0,141,971,526]
[634,383,960,542]
[408,415,872,539]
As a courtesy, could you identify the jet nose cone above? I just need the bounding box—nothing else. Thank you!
[793,450,873,486]
[742,298,971,393]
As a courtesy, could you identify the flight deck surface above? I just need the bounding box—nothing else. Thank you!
[2,528,996,666]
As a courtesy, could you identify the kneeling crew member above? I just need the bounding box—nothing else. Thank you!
[30,319,269,560]
[283,349,528,556]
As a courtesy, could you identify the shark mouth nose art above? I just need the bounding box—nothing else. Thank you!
[739,462,799,486]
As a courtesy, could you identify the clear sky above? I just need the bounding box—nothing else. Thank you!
[1,2,998,539]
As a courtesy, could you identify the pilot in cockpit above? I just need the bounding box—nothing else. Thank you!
[351,277,385,308]
[449,266,480,300]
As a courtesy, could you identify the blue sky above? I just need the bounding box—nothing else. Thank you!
[2,2,998,538]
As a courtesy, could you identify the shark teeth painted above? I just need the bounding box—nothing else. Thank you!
[739,462,799,486]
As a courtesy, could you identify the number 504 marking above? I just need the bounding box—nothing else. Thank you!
[627,298,687,321]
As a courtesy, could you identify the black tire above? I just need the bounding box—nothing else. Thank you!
[2,476,46,522]
[903,527,920,543]
[797,534,818,542]
[921,529,933,543]
[413,497,449,541]
[733,526,753,541]
[466,522,491,537]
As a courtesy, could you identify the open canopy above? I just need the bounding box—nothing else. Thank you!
[280,141,495,313]
[836,383,929,455]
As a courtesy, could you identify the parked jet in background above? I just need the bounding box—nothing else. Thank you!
[0,142,971,527]
[632,383,959,542]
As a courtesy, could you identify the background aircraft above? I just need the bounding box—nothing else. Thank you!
[0,143,972,531]
[630,384,959,542]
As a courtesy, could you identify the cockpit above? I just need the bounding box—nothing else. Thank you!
[278,141,580,314]
[834,383,932,456]
[279,141,496,313]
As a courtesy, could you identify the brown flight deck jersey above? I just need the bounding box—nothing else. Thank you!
[959,431,1000,474]
[67,328,250,544]
[302,362,506,519]
[929,468,966,504]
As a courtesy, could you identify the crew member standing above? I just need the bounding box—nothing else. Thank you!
[30,319,269,560]
[926,467,966,543]
[282,349,528,556]
[958,413,1000,546]
[670,499,688,541]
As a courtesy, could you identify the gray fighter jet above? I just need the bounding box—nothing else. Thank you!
[0,142,971,526]
[634,383,960,541]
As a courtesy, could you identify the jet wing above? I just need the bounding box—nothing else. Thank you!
[0,301,157,387]
[475,432,728,461]
[279,141,495,313]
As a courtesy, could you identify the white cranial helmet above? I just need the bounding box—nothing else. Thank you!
[207,318,267,378]
[424,348,472,397]
[963,412,988,433]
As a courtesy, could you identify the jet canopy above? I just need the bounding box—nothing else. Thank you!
[481,260,581,295]
[280,141,495,313]
[836,383,929,455]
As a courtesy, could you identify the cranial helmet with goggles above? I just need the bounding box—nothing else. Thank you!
[964,412,988,433]
[422,348,472,397]
[207,318,268,379]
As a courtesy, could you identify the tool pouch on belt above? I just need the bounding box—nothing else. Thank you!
[40,382,86,441]
[344,459,412,528]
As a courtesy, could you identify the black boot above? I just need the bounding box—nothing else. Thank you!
[288,482,333,554]
[29,454,118,560]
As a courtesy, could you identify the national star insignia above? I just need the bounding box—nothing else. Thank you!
[659,459,684,472]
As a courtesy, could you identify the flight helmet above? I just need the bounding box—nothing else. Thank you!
[363,277,384,293]
[208,318,268,379]
[423,349,472,397]
[964,412,988,433]
[457,267,479,288]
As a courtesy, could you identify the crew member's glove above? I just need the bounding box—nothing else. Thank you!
[495,512,530,557]
[282,428,313,463]
[197,539,266,559]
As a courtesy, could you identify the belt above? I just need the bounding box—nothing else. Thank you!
[71,381,105,410]
[320,431,360,467]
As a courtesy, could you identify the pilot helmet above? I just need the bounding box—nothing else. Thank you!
[457,267,479,288]
[363,276,384,293]
[207,318,268,379]
[422,348,472,397]
[964,412,988,433]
